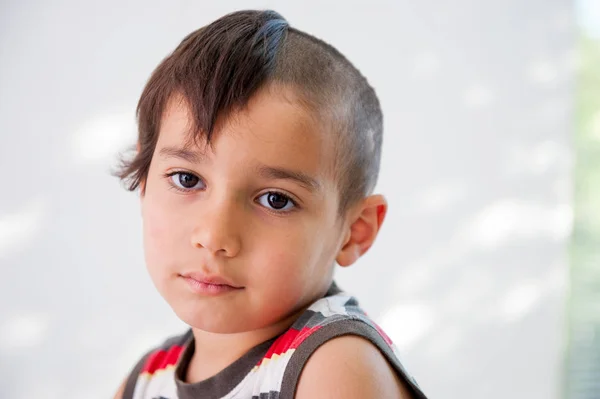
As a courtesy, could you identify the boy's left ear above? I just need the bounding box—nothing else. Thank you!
[336,194,387,267]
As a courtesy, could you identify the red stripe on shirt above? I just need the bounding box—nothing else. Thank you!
[141,345,184,375]
[257,325,322,366]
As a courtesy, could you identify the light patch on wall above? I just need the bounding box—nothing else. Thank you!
[379,303,435,351]
[500,282,543,322]
[0,313,49,351]
[463,84,494,108]
[416,182,466,213]
[0,199,45,259]
[467,199,573,248]
[72,112,136,165]
[527,60,559,85]
[498,264,565,323]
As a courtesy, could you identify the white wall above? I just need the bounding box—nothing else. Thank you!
[0,1,573,398]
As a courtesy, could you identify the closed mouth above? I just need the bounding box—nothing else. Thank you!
[178,272,243,289]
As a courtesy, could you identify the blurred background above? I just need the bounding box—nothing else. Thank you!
[0,1,597,398]
[569,0,600,397]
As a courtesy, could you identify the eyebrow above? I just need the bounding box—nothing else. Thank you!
[256,165,321,192]
[158,146,205,163]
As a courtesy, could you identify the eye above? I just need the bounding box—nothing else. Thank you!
[168,172,205,191]
[257,192,296,212]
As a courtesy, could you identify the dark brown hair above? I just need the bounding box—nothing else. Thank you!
[116,9,383,213]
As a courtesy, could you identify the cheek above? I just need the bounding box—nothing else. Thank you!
[141,193,185,273]
[252,220,334,284]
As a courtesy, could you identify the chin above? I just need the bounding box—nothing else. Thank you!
[170,302,250,334]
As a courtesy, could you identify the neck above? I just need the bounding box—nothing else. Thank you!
[186,308,305,383]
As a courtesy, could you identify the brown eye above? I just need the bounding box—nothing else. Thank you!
[170,172,204,190]
[257,191,295,211]
[268,193,288,209]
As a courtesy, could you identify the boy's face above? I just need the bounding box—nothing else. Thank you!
[140,86,348,333]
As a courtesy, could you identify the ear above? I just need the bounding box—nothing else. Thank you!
[336,194,387,267]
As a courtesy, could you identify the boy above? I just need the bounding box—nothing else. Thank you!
[114,9,427,399]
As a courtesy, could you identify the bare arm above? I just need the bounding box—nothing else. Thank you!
[295,335,415,399]
[112,378,127,399]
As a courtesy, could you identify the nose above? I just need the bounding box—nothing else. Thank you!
[190,197,242,258]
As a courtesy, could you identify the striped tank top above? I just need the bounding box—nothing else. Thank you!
[123,283,427,399]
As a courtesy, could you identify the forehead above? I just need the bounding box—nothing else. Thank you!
[156,86,336,185]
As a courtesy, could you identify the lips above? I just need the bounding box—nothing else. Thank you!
[179,272,244,296]
[179,272,242,289]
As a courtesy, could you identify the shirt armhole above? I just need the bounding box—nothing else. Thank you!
[279,319,427,399]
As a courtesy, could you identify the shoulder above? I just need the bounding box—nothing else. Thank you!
[295,335,416,399]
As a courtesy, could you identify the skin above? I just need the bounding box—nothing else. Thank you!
[114,84,410,398]
[295,335,415,399]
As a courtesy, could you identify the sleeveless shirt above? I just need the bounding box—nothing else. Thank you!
[123,283,427,399]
